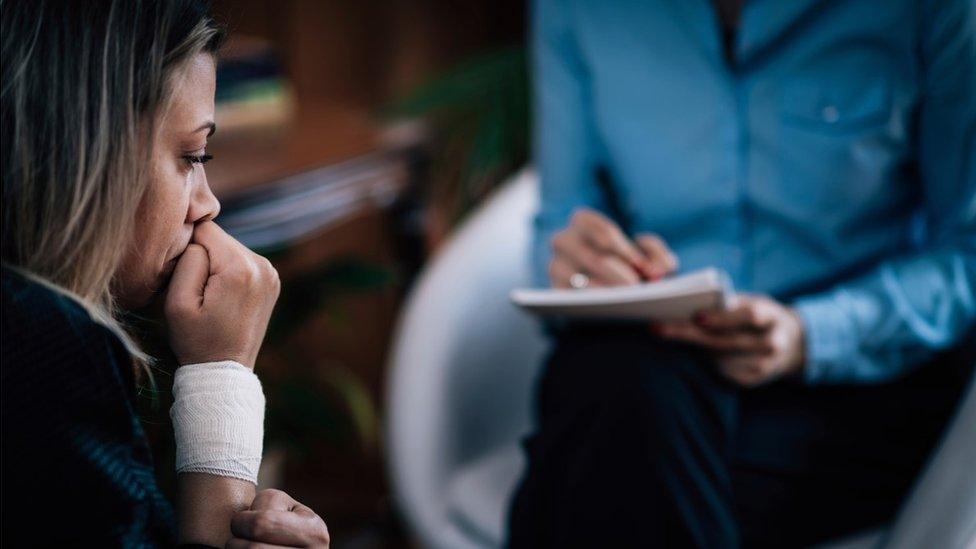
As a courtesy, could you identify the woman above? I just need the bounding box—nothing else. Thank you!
[509,0,974,547]
[1,1,330,547]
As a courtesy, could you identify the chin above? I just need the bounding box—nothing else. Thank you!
[114,269,165,311]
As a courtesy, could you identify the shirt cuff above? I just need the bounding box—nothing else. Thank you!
[793,295,860,384]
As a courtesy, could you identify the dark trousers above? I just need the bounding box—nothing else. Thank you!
[507,325,974,548]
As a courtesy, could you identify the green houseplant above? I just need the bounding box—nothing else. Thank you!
[386,46,530,243]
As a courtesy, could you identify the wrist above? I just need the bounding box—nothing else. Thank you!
[786,307,807,376]
[175,348,256,370]
[170,362,265,483]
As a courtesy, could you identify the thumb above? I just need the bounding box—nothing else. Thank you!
[192,220,240,272]
[635,234,679,279]
[165,244,211,312]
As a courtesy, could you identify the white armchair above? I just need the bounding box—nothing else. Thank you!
[385,169,976,549]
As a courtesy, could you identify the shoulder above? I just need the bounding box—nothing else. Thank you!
[0,268,175,545]
[3,265,101,335]
[1,266,133,391]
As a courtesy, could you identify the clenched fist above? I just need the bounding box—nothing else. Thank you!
[164,221,280,369]
[228,489,330,548]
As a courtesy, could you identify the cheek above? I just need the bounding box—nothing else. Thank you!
[122,168,192,280]
[139,166,192,243]
[158,171,194,233]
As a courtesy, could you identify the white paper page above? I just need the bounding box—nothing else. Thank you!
[510,267,734,321]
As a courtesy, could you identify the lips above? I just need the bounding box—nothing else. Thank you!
[155,234,193,293]
[168,234,193,266]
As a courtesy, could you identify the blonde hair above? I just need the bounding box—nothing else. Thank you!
[1,0,224,360]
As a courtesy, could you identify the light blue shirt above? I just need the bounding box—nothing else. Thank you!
[530,0,976,384]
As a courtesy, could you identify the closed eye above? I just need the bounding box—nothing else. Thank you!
[182,153,213,166]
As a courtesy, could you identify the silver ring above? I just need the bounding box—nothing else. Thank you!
[569,272,590,289]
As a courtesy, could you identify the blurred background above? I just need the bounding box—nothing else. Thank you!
[145,1,529,547]
[125,2,976,548]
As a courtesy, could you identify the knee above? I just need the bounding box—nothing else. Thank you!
[549,328,714,411]
[540,328,735,453]
[621,346,700,408]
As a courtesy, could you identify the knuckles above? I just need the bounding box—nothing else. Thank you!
[740,306,761,326]
[312,516,331,545]
[163,296,196,319]
[259,257,281,294]
[224,253,279,293]
[248,511,281,541]
[591,230,613,250]
[554,211,619,256]
[570,208,593,226]
[638,233,664,248]
[571,209,612,236]
[597,255,616,271]
[225,262,258,286]
[256,488,291,507]
[550,230,571,253]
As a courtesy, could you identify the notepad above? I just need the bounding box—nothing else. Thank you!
[510,268,735,321]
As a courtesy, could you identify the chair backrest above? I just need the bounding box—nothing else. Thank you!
[386,170,549,549]
[883,371,976,549]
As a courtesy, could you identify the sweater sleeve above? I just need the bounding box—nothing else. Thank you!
[1,270,176,546]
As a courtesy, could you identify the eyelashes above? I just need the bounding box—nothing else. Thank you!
[182,153,213,166]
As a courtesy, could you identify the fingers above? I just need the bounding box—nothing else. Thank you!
[551,229,641,286]
[548,208,682,287]
[192,221,278,296]
[230,490,331,548]
[658,296,808,388]
[654,321,774,354]
[249,489,297,511]
[290,503,317,518]
[548,257,575,289]
[695,296,778,330]
[164,244,210,315]
[225,539,286,549]
[716,354,776,388]
[231,510,315,546]
[570,209,646,270]
[635,233,679,279]
[191,220,243,269]
[655,319,776,386]
[167,218,280,368]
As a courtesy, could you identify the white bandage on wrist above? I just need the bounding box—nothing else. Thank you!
[170,361,265,484]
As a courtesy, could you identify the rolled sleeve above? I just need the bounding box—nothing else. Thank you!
[794,295,862,383]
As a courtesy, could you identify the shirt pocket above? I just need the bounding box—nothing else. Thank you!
[779,72,893,133]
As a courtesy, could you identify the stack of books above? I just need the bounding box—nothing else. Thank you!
[218,151,410,252]
[216,36,294,133]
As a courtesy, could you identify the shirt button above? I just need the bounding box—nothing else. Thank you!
[822,105,840,123]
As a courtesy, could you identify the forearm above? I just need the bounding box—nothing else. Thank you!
[794,247,975,383]
[177,473,255,546]
[171,361,266,545]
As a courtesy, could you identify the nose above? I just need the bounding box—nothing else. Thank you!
[187,168,220,224]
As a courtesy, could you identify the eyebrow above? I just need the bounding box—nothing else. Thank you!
[193,121,216,137]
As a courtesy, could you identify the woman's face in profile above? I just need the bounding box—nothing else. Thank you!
[115,53,220,308]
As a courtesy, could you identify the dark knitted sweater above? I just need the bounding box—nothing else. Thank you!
[1,267,177,547]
